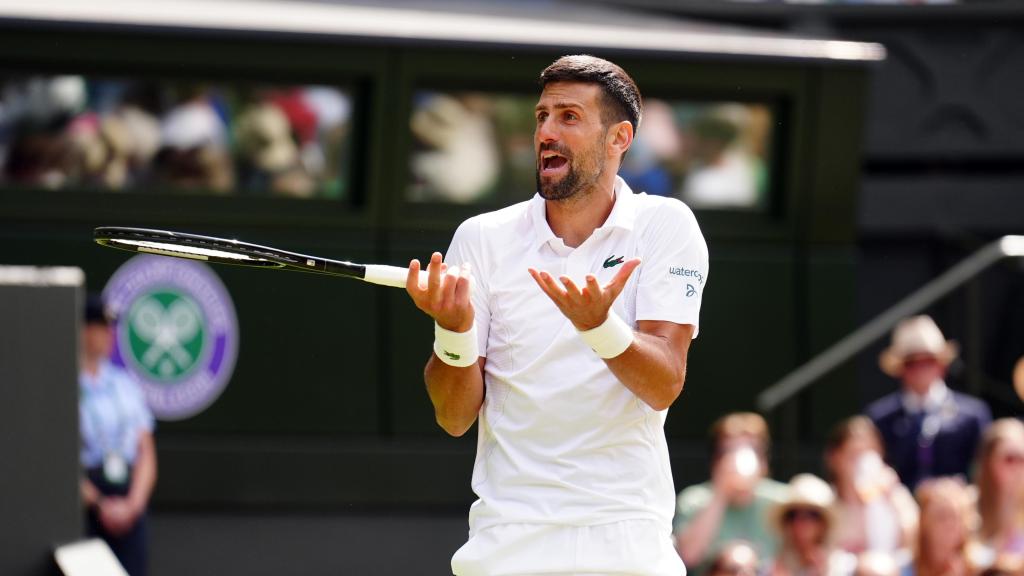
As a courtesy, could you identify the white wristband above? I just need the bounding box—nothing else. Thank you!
[434,322,479,367]
[577,311,634,359]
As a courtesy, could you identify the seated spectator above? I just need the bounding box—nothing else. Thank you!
[867,315,991,489]
[769,474,856,576]
[80,294,157,576]
[909,478,976,576]
[973,419,1024,569]
[708,541,761,576]
[675,412,788,572]
[826,416,918,556]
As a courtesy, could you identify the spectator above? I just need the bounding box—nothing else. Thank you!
[675,412,789,572]
[825,416,918,556]
[867,315,992,489]
[79,294,157,576]
[681,107,761,210]
[973,419,1024,568]
[909,478,976,576]
[409,93,500,203]
[154,95,233,193]
[708,541,761,576]
[233,101,314,198]
[769,474,856,576]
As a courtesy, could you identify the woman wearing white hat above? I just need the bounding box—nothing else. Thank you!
[865,315,992,489]
[768,474,856,576]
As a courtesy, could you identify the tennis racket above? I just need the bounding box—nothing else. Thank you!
[94,226,436,288]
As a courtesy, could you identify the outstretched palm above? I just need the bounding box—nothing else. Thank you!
[528,258,641,331]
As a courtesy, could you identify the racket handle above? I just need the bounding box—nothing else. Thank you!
[361,264,462,289]
[363,264,413,288]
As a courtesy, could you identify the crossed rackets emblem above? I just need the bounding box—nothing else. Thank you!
[129,295,203,377]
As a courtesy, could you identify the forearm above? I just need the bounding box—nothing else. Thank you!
[604,330,687,411]
[676,494,728,564]
[81,477,102,508]
[127,432,157,513]
[425,355,485,437]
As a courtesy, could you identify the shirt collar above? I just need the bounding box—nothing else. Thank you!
[80,359,111,391]
[902,380,949,414]
[529,176,637,251]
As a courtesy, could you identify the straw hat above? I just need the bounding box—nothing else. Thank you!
[769,474,837,536]
[234,103,299,172]
[878,315,958,377]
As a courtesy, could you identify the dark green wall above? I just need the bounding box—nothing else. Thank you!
[0,25,870,507]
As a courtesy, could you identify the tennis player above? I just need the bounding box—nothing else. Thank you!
[405,55,709,575]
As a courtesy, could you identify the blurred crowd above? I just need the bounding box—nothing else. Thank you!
[409,90,771,209]
[0,79,770,209]
[674,315,1024,576]
[0,75,351,198]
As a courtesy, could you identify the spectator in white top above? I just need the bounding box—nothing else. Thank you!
[825,416,918,558]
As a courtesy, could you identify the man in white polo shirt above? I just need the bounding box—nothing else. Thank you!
[405,55,708,575]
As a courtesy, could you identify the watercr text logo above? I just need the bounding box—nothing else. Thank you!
[104,255,239,421]
[669,266,704,285]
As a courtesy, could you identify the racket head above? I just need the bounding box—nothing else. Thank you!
[94,227,288,269]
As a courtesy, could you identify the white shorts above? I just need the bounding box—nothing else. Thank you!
[451,519,686,576]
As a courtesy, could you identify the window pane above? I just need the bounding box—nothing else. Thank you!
[0,75,352,199]
[623,100,773,211]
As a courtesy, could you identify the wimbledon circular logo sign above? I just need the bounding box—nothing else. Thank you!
[103,255,239,420]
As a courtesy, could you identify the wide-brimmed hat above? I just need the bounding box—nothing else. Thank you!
[879,315,959,377]
[769,474,837,536]
[234,103,299,172]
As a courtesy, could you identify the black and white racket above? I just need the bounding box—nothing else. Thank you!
[94,226,430,288]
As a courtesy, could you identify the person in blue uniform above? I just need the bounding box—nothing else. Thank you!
[866,315,991,489]
[79,294,157,576]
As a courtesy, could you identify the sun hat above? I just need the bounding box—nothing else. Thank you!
[769,474,838,536]
[878,315,958,377]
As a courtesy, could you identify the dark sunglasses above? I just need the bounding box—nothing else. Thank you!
[903,356,938,369]
[783,508,823,523]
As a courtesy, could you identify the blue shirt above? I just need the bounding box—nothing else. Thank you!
[79,360,154,468]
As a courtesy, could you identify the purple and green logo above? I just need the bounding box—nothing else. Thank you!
[103,255,238,421]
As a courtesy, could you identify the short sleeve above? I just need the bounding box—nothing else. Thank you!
[443,217,490,357]
[635,200,709,338]
[117,371,155,434]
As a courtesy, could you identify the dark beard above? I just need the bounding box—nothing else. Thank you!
[536,147,604,202]
[536,164,582,201]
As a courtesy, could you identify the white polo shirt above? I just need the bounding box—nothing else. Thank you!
[445,176,709,535]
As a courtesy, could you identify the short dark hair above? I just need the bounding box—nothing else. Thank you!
[84,293,113,326]
[539,55,642,135]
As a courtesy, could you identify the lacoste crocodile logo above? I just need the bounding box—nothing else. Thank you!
[603,255,625,269]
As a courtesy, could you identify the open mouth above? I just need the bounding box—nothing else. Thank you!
[540,152,569,176]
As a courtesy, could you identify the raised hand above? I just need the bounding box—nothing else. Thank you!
[528,258,641,331]
[406,252,474,333]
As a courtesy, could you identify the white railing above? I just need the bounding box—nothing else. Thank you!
[757,236,1024,413]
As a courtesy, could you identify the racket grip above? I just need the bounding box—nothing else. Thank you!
[363,264,415,288]
[362,264,462,289]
